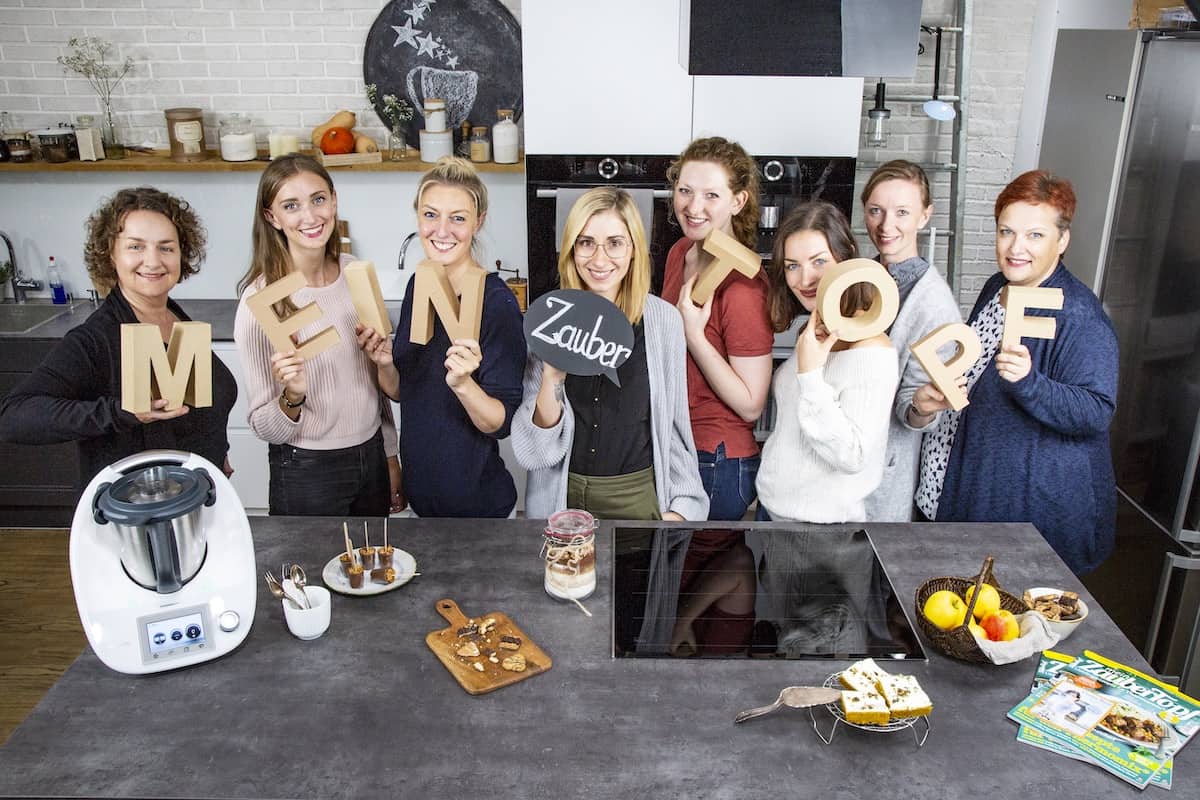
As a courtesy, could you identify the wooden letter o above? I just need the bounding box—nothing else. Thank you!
[815,258,900,342]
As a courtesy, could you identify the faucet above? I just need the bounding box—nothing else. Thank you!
[397,231,419,271]
[0,230,42,303]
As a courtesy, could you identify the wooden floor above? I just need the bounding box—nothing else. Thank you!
[0,529,84,745]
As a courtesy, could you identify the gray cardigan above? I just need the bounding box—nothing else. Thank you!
[512,295,709,521]
[863,260,963,521]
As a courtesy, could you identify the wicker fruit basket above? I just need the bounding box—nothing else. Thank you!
[914,555,1030,663]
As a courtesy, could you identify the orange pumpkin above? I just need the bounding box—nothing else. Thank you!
[320,127,355,155]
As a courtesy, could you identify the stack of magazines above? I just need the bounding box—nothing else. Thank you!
[1008,650,1200,789]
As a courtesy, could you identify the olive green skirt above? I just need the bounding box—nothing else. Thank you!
[566,466,661,521]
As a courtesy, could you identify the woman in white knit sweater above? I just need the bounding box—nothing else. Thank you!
[234,154,400,516]
[755,202,899,523]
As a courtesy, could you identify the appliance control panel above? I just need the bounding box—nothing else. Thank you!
[137,605,213,665]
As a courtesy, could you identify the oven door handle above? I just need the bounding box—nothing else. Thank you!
[535,188,672,199]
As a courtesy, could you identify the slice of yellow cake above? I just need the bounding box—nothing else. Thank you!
[841,690,890,726]
[838,658,889,693]
[877,674,933,718]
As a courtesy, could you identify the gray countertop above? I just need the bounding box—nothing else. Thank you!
[0,518,1172,798]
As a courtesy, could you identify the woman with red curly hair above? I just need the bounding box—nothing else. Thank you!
[914,170,1119,575]
[0,187,237,487]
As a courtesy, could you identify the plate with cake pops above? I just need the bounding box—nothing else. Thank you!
[322,520,417,596]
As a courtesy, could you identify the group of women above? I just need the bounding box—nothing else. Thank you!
[0,134,1119,576]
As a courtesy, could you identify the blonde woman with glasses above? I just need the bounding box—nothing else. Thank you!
[512,187,708,521]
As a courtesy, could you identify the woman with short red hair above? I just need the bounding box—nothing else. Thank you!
[913,170,1119,575]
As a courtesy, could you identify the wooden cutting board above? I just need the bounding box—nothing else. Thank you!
[425,598,552,695]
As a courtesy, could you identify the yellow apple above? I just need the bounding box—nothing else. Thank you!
[923,590,968,631]
[981,609,1020,642]
[969,620,987,640]
[964,583,1001,621]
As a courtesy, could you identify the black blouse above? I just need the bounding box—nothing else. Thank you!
[0,286,238,488]
[565,321,652,477]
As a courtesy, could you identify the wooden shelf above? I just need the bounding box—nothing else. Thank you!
[0,148,525,174]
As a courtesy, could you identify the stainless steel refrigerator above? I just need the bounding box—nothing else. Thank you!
[1041,29,1200,694]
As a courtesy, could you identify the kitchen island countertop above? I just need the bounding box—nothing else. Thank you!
[0,518,1177,798]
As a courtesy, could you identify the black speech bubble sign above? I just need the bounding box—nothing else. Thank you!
[523,289,635,386]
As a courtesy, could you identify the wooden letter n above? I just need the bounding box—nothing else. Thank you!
[409,259,486,344]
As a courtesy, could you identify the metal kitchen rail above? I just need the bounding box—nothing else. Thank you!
[858,1,972,294]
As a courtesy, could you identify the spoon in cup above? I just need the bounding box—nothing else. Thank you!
[289,563,311,609]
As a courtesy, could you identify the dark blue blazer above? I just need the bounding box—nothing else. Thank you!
[936,262,1118,575]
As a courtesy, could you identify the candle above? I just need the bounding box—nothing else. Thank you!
[268,133,301,160]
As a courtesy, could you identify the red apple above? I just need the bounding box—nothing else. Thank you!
[980,610,1019,642]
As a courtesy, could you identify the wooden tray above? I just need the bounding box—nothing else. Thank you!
[314,151,383,167]
[425,598,551,695]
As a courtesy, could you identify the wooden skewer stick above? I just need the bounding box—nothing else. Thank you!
[384,518,388,550]
[363,520,369,550]
[343,522,352,559]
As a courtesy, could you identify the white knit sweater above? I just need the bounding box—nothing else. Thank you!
[756,345,899,523]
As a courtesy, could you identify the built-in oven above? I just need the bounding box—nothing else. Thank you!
[526,154,856,440]
[525,154,677,303]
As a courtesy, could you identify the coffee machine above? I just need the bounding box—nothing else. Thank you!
[70,450,257,675]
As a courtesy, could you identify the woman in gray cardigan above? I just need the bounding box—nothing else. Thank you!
[859,161,963,521]
[512,188,708,521]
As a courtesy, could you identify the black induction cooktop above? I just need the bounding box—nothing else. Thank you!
[612,526,926,661]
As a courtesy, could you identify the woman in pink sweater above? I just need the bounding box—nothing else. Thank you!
[234,154,400,516]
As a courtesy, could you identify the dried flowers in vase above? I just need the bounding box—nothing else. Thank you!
[57,36,134,159]
[365,83,415,161]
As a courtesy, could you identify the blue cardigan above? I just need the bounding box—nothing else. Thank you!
[935,263,1118,575]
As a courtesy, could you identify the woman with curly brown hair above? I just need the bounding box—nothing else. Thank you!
[0,186,237,486]
[660,136,774,520]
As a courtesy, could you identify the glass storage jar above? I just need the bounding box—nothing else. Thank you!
[218,114,257,162]
[469,125,490,163]
[492,109,519,164]
[542,509,597,601]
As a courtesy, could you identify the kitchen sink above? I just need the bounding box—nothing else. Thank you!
[0,303,69,333]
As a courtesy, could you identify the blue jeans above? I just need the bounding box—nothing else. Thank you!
[268,428,389,517]
[755,504,772,522]
[697,443,760,521]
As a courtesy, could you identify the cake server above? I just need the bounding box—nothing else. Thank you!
[734,686,843,724]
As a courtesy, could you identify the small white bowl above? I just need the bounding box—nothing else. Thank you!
[282,585,332,640]
[1027,587,1088,641]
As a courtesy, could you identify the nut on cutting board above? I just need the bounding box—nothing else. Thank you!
[425,598,552,695]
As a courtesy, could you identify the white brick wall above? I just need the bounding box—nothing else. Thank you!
[0,0,524,147]
[851,0,1039,313]
[1,0,1037,312]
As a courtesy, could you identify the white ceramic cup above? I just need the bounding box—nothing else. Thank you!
[282,584,331,640]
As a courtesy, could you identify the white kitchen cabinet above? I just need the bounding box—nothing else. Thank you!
[691,75,864,156]
[522,0,694,154]
[212,342,269,516]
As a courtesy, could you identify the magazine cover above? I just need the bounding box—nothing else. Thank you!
[1015,651,1172,789]
[1008,651,1200,789]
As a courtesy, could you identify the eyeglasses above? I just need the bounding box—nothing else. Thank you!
[574,235,630,260]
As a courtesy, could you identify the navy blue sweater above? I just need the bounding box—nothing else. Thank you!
[936,263,1118,575]
[393,272,526,517]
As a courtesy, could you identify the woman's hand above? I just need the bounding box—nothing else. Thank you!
[134,398,189,424]
[911,379,965,417]
[794,309,839,374]
[670,619,698,657]
[662,511,684,522]
[675,274,713,346]
[222,457,234,478]
[270,350,307,399]
[995,343,1032,383]
[387,455,406,513]
[356,323,393,367]
[444,338,483,390]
